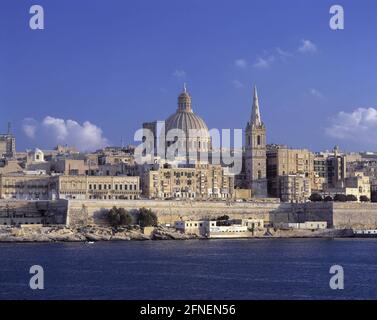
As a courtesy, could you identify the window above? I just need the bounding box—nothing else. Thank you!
[257,135,261,145]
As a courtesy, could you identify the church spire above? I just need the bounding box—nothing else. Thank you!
[251,85,262,126]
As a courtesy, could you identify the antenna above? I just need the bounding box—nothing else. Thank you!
[7,122,11,135]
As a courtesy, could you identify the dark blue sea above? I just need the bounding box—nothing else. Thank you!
[1,239,377,300]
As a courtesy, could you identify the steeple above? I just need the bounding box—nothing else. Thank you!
[251,86,262,127]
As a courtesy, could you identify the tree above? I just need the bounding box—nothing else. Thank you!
[360,195,370,202]
[108,207,133,227]
[137,208,158,227]
[334,194,347,202]
[324,196,333,202]
[309,193,323,202]
[216,215,230,221]
[346,194,358,202]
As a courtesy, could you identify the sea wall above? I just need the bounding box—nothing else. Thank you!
[66,199,281,226]
[332,203,377,229]
[3,199,377,230]
[0,200,68,226]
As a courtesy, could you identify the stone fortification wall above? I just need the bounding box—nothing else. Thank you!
[67,200,281,226]
[0,200,68,225]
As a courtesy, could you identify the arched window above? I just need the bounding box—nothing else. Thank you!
[257,135,261,146]
[258,170,262,179]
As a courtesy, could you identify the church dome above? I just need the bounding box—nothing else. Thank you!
[165,84,210,138]
[165,110,209,135]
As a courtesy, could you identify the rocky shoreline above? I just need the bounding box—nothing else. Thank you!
[0,225,202,243]
[0,225,355,243]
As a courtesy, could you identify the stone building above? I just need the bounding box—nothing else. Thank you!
[344,172,371,200]
[0,131,16,159]
[0,173,51,200]
[143,163,234,200]
[267,144,314,199]
[49,175,141,200]
[244,86,267,197]
[279,174,311,203]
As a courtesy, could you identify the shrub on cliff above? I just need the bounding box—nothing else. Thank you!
[216,215,230,221]
[346,195,358,202]
[360,195,370,202]
[334,194,347,202]
[108,207,133,227]
[309,193,323,202]
[137,208,158,227]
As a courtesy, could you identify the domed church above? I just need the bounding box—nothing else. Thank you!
[164,84,212,162]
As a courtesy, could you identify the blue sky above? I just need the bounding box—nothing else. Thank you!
[2,0,377,152]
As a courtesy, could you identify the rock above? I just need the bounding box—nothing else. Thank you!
[152,226,199,240]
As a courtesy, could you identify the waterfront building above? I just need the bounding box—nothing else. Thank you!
[274,221,328,230]
[174,220,213,236]
[174,219,259,238]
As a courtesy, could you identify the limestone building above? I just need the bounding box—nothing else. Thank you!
[279,174,311,203]
[49,175,141,200]
[0,131,16,159]
[267,144,315,199]
[0,173,51,200]
[143,163,234,200]
[244,86,268,197]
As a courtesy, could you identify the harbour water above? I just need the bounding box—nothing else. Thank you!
[1,239,377,300]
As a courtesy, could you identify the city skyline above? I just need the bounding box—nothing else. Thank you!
[2,0,377,152]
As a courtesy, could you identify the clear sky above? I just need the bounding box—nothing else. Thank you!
[2,0,377,152]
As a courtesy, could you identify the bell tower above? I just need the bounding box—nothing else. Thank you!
[245,86,267,197]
